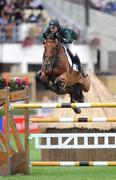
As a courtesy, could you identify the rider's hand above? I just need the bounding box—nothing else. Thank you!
[62,38,66,42]
[62,38,72,43]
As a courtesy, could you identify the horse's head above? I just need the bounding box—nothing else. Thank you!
[43,39,60,71]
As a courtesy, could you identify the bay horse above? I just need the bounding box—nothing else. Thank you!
[38,39,90,113]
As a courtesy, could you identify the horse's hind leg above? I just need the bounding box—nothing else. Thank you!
[69,82,86,114]
[73,83,84,102]
[70,91,81,114]
[81,76,91,92]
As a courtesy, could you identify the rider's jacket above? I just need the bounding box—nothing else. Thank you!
[42,26,78,44]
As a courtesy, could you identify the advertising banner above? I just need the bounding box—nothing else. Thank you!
[3,116,41,133]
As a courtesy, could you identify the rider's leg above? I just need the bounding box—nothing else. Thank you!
[65,43,76,56]
[66,44,88,78]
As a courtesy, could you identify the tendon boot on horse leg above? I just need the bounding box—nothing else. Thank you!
[70,96,81,114]
[70,83,84,114]
[71,101,81,114]
[54,79,66,92]
[74,83,84,102]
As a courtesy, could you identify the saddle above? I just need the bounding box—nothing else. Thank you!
[66,48,81,72]
[67,48,88,78]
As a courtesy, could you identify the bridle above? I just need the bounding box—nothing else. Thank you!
[43,40,60,71]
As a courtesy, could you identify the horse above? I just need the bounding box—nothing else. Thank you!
[37,39,90,113]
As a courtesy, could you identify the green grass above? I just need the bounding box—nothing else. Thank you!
[0,167,116,180]
[0,109,37,116]
[0,135,116,180]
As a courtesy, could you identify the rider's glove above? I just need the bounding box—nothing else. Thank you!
[62,38,72,43]
[62,38,66,42]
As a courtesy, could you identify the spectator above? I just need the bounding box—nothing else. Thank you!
[18,20,29,41]
[104,1,116,14]
[29,0,44,10]
[3,1,14,15]
[0,0,6,15]
[90,0,107,11]
[27,12,38,23]
[0,0,49,43]
[13,9,24,25]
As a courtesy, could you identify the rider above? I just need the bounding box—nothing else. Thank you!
[42,19,88,78]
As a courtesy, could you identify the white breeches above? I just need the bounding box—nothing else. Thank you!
[65,43,77,56]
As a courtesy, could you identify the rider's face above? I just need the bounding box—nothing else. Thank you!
[50,26,58,33]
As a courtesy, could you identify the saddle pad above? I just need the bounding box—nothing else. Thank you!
[63,45,79,72]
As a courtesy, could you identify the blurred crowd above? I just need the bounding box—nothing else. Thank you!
[1,0,115,45]
[0,0,49,43]
[0,0,87,45]
[90,0,116,15]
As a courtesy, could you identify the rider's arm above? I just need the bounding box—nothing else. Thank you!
[62,29,73,44]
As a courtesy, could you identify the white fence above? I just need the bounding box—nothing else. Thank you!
[29,133,116,149]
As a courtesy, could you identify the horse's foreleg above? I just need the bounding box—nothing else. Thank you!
[40,72,49,84]
[77,75,91,92]
[82,75,91,92]
[54,72,68,92]
[69,92,81,114]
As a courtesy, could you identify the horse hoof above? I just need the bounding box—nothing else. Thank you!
[54,80,66,92]
[73,107,81,114]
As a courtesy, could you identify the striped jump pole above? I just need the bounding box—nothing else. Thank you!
[30,117,116,123]
[11,102,116,109]
[30,161,116,166]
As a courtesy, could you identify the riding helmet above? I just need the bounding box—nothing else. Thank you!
[49,19,60,29]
